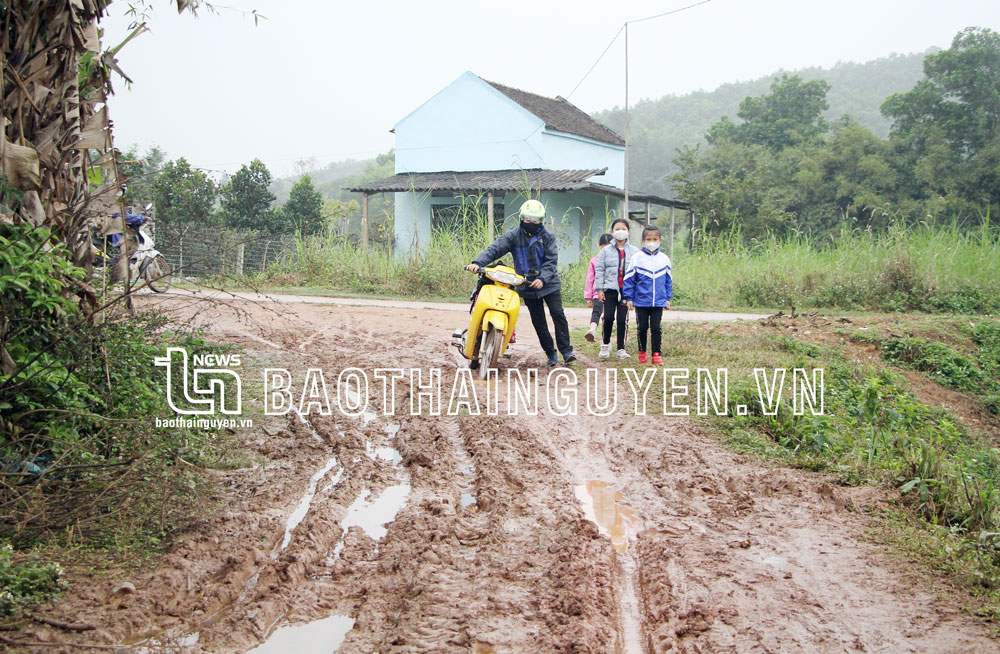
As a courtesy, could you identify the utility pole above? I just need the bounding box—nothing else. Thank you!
[623,22,629,219]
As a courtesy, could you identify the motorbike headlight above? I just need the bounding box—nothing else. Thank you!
[486,269,524,286]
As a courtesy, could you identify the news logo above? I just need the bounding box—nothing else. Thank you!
[153,347,242,416]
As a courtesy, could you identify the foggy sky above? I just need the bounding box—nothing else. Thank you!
[100,0,1000,178]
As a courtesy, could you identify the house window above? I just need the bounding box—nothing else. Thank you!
[431,201,505,237]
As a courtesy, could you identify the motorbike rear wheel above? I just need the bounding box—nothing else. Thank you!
[144,254,172,293]
[477,325,502,380]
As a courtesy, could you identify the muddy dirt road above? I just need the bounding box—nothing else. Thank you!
[26,295,996,653]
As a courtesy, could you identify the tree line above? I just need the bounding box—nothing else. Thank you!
[119,153,345,236]
[671,27,999,240]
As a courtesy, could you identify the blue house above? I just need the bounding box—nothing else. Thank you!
[350,71,683,264]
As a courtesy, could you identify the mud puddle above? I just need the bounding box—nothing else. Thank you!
[279,457,340,551]
[575,480,640,553]
[338,484,411,542]
[246,614,354,653]
[576,480,645,654]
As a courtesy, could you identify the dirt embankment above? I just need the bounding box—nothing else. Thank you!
[15,296,996,653]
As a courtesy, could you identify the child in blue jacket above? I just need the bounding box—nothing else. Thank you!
[622,225,672,365]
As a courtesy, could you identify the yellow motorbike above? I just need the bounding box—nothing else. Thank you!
[451,263,524,379]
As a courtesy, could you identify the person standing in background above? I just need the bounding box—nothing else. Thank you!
[595,219,638,360]
[584,233,613,343]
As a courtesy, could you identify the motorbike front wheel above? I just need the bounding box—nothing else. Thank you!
[477,326,502,380]
[144,254,172,293]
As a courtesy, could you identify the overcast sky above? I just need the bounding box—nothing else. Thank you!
[100,0,999,178]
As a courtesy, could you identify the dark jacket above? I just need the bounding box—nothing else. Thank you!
[472,225,561,300]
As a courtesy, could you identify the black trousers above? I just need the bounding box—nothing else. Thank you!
[523,290,572,357]
[601,289,628,350]
[635,306,663,354]
[469,276,491,313]
[589,298,604,325]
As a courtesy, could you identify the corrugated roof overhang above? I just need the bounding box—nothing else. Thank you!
[348,168,606,194]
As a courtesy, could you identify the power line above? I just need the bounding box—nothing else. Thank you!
[564,0,712,100]
[566,24,625,100]
[629,0,712,25]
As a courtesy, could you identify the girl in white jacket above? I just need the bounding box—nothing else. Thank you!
[595,218,639,360]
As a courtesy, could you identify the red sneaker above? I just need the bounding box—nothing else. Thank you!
[509,331,516,344]
[651,352,664,366]
[638,351,648,364]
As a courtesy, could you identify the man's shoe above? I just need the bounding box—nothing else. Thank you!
[638,351,648,364]
[585,327,596,342]
[651,353,664,366]
[599,344,611,359]
[563,352,577,364]
[547,352,559,367]
[616,349,630,360]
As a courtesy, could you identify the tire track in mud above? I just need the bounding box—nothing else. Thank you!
[321,330,623,652]
[498,349,998,653]
[136,306,624,653]
[30,299,998,653]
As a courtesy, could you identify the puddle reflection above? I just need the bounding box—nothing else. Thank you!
[247,614,354,653]
[574,480,639,553]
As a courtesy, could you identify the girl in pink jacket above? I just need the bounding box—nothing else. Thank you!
[584,233,613,342]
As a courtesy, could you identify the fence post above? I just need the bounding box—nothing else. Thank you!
[361,193,370,248]
[262,241,269,272]
[690,211,695,252]
[487,191,494,241]
[669,206,675,262]
[235,242,245,276]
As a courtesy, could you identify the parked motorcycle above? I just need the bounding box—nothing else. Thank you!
[91,203,172,293]
[451,263,523,379]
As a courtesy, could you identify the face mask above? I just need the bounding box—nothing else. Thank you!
[613,229,629,241]
[521,221,542,235]
[643,241,660,253]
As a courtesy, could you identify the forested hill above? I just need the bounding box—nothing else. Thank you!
[592,50,932,197]
[272,50,931,202]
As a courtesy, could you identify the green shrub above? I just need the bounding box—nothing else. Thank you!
[0,543,67,618]
[881,337,982,392]
[972,321,1000,377]
[723,366,1000,533]
[1,224,223,548]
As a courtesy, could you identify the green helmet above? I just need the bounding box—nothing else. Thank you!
[519,199,546,220]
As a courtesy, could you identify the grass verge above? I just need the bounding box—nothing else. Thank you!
[569,314,1000,622]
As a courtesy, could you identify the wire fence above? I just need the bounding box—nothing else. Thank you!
[152,222,299,281]
[145,208,692,284]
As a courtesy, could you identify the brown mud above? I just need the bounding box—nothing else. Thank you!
[13,296,996,653]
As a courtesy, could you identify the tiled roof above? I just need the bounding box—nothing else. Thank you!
[348,168,607,193]
[483,79,626,147]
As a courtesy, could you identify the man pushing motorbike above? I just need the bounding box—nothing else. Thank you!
[465,199,576,367]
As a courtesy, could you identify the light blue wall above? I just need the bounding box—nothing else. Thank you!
[529,131,624,188]
[393,191,432,255]
[490,190,613,266]
[393,71,625,183]
[392,71,626,261]
[394,71,546,174]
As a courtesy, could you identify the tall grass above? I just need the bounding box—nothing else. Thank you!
[258,194,499,300]
[259,190,606,304]
[677,217,1000,312]
[257,208,1000,314]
